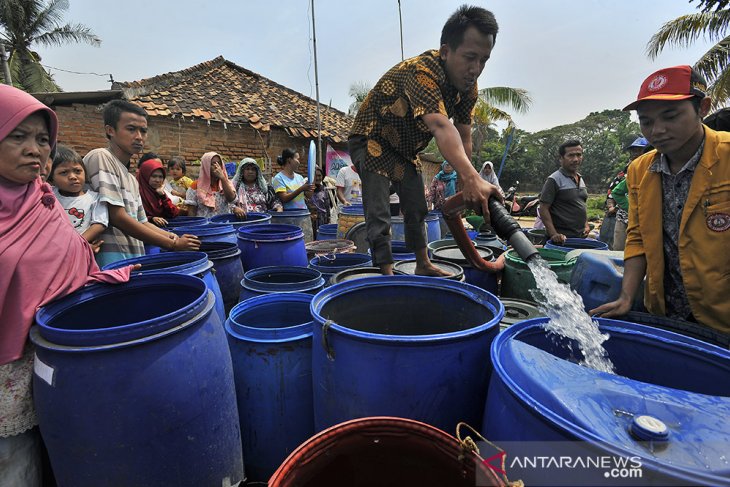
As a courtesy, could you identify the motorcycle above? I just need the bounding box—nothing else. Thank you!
[504,181,540,217]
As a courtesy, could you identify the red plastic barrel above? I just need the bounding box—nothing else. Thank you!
[269,417,506,487]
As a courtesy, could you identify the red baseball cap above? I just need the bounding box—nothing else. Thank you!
[623,65,707,111]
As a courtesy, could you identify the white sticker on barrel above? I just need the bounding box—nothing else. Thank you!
[33,355,55,386]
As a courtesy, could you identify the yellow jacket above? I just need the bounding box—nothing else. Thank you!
[625,126,730,333]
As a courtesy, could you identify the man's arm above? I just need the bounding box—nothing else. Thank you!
[421,113,500,219]
[108,206,199,250]
[589,255,646,317]
[336,186,348,205]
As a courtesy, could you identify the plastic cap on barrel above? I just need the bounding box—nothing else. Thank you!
[630,415,669,442]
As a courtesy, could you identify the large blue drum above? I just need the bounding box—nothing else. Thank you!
[31,274,244,487]
[310,276,503,433]
[237,224,308,271]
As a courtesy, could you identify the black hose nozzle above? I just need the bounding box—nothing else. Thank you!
[487,198,539,262]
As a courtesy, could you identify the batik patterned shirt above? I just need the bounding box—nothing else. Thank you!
[349,50,477,181]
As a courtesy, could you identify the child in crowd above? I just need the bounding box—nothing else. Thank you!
[167,156,193,200]
[136,153,179,226]
[307,166,334,234]
[272,148,314,210]
[49,144,107,252]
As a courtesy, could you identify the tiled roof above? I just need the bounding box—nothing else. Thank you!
[117,56,353,142]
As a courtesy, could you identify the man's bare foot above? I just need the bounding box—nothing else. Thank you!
[414,263,452,277]
[379,263,395,276]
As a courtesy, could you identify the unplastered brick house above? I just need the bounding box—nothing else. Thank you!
[33,56,352,179]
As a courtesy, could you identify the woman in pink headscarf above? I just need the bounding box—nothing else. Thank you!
[184,151,237,218]
[0,84,132,485]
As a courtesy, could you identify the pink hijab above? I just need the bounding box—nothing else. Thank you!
[196,151,227,208]
[0,85,131,365]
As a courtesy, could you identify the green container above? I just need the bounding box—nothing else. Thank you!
[501,248,575,301]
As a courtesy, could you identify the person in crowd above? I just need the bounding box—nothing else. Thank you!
[0,85,133,486]
[49,144,107,251]
[600,137,649,249]
[539,140,590,245]
[272,148,314,210]
[478,160,503,195]
[428,160,458,211]
[185,151,237,218]
[308,166,335,233]
[591,65,730,334]
[335,162,362,205]
[136,153,179,226]
[84,100,199,266]
[608,137,649,251]
[166,156,193,201]
[230,157,282,217]
[348,5,501,276]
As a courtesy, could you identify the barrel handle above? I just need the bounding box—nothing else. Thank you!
[321,320,336,361]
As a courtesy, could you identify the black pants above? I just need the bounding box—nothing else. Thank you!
[348,136,427,265]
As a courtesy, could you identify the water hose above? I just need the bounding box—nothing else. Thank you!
[442,192,539,268]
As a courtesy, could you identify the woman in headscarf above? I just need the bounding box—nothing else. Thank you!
[230,158,282,217]
[428,160,458,211]
[0,84,132,485]
[185,151,237,218]
[136,153,179,226]
[479,161,504,195]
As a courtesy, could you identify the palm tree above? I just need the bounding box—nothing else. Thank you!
[646,6,730,107]
[0,0,101,92]
[471,86,532,161]
[347,81,371,116]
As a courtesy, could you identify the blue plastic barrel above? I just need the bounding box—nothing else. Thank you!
[237,224,308,271]
[309,253,372,286]
[474,231,507,255]
[311,276,504,433]
[164,215,208,229]
[172,223,237,244]
[31,274,244,487]
[103,252,226,324]
[197,241,245,315]
[432,245,498,294]
[430,210,450,241]
[239,266,324,302]
[484,317,730,487]
[315,223,338,240]
[391,213,441,243]
[269,209,314,242]
[144,243,162,255]
[545,237,609,253]
[209,212,272,229]
[225,293,314,482]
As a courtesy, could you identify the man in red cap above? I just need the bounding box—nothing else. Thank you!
[592,65,730,334]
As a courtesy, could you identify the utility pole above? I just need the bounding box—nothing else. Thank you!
[0,42,12,85]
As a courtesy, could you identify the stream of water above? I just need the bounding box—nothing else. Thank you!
[527,256,616,374]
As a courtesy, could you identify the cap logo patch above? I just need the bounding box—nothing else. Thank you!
[647,75,668,92]
[707,213,730,232]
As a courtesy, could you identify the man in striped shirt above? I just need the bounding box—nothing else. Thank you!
[84,100,199,267]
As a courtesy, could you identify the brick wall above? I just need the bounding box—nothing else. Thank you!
[53,103,347,180]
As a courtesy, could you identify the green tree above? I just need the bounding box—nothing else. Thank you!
[0,0,100,92]
[471,86,531,166]
[646,3,730,107]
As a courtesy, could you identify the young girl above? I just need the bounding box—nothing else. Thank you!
[136,155,179,226]
[166,156,193,203]
[49,144,108,251]
[272,148,314,210]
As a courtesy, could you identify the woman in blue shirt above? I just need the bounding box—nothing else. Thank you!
[272,148,314,210]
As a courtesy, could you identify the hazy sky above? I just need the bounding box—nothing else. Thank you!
[34,0,717,133]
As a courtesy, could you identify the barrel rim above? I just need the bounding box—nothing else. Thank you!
[226,292,314,342]
[310,275,503,343]
[209,212,271,224]
[196,241,242,259]
[392,258,465,279]
[237,223,304,241]
[172,224,235,235]
[432,244,494,265]
[32,274,215,351]
[102,251,213,276]
[491,317,730,484]
[309,252,372,268]
[241,265,324,293]
[268,208,312,217]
